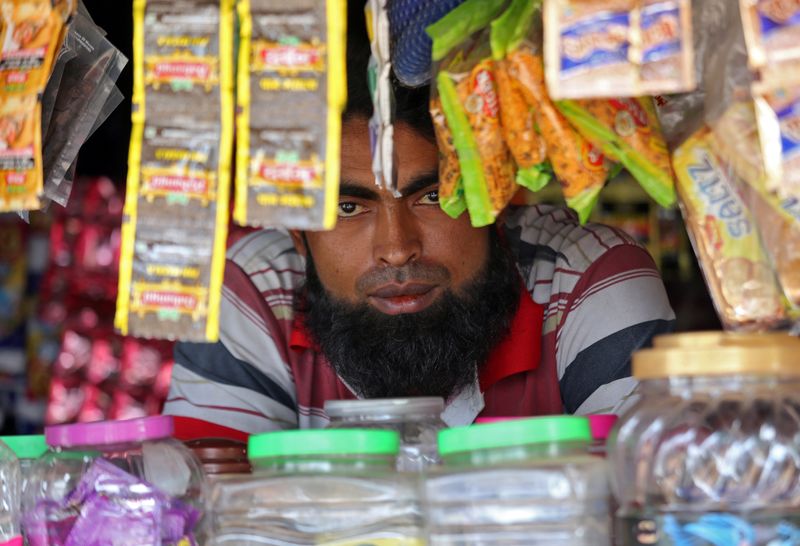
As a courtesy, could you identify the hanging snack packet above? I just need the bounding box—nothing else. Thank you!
[633,0,695,95]
[429,0,518,227]
[430,97,466,219]
[752,85,800,200]
[508,48,613,223]
[673,128,788,329]
[366,0,395,191]
[117,0,234,342]
[491,0,550,193]
[234,0,347,230]
[740,0,800,84]
[0,0,73,212]
[557,97,676,208]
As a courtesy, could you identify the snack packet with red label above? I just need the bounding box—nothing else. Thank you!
[234,0,347,230]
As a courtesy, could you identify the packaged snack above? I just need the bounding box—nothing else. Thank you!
[557,97,676,208]
[544,0,694,99]
[234,0,346,230]
[491,0,551,193]
[673,128,788,329]
[753,85,800,200]
[740,0,800,80]
[508,49,614,223]
[118,0,234,342]
[429,97,467,219]
[0,93,41,211]
[366,0,395,191]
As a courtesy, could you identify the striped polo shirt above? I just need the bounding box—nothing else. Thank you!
[164,205,675,439]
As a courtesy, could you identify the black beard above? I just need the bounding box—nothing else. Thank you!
[299,231,521,401]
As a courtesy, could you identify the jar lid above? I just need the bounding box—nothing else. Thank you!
[248,429,400,459]
[1,435,48,459]
[202,461,252,475]
[634,337,800,379]
[185,438,248,462]
[653,331,796,349]
[324,397,444,418]
[587,415,618,441]
[438,416,591,457]
[45,415,174,448]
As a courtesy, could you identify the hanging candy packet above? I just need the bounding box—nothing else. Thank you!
[234,0,347,230]
[507,47,615,223]
[556,97,676,208]
[673,128,789,329]
[490,0,551,193]
[429,0,518,227]
[0,0,74,212]
[429,97,466,219]
[740,0,800,86]
[117,0,234,342]
[365,0,395,191]
[544,0,694,99]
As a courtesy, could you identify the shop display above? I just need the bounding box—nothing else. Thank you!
[325,397,446,472]
[543,0,695,99]
[116,0,235,342]
[209,429,425,545]
[23,415,204,545]
[427,416,610,545]
[233,0,347,229]
[609,332,800,545]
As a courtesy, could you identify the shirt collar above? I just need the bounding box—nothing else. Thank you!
[290,287,544,423]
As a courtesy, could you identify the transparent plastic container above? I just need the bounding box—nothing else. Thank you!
[588,415,618,457]
[426,416,610,545]
[609,332,800,545]
[209,429,425,545]
[325,397,446,471]
[24,415,205,546]
[0,438,21,546]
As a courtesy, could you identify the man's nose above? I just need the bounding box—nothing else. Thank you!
[372,204,422,267]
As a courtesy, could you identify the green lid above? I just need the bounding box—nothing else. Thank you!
[438,416,591,456]
[1,435,48,459]
[248,429,400,459]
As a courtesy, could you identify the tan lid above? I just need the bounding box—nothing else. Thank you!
[635,332,800,379]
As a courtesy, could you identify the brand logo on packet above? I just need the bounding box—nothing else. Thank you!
[147,175,209,195]
[758,0,800,23]
[153,60,211,81]
[688,150,752,238]
[258,161,322,186]
[562,24,628,61]
[473,69,499,118]
[258,43,324,72]
[140,290,198,311]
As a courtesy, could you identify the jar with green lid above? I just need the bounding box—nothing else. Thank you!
[609,332,800,545]
[0,436,47,505]
[209,429,424,545]
[426,416,610,545]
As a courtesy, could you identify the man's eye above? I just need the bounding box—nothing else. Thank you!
[338,202,366,218]
[418,190,439,205]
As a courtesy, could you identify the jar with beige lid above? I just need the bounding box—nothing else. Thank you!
[609,332,800,545]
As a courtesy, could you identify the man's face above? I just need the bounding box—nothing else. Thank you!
[291,117,490,315]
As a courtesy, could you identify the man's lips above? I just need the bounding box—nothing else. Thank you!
[366,283,440,314]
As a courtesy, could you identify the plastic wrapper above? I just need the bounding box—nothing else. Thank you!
[543,0,695,99]
[233,0,346,230]
[117,0,234,342]
[366,0,396,191]
[753,84,800,200]
[673,127,790,330]
[557,97,676,208]
[0,0,74,212]
[429,97,466,219]
[429,0,518,227]
[740,0,800,87]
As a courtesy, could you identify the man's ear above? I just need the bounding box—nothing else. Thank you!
[289,230,308,257]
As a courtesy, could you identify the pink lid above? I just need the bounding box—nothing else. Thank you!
[588,414,618,441]
[45,415,174,448]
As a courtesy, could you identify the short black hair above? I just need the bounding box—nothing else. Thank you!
[345,3,435,141]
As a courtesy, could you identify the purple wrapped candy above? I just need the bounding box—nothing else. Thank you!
[161,500,200,545]
[64,491,162,546]
[23,499,78,546]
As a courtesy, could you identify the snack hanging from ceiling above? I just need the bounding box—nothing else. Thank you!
[635,0,695,94]
[508,49,614,223]
[753,84,800,200]
[740,0,800,86]
[673,128,788,329]
[556,97,676,208]
[116,0,234,342]
[234,0,346,230]
[430,97,466,219]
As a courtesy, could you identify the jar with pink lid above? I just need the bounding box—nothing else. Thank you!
[23,415,205,546]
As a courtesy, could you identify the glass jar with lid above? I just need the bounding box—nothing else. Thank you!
[209,429,425,545]
[24,415,205,545]
[426,416,610,545]
[324,397,446,471]
[609,332,800,545]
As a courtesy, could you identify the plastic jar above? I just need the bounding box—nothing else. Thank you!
[185,438,251,478]
[325,397,445,471]
[0,438,21,546]
[609,332,800,545]
[588,414,618,457]
[24,415,205,545]
[426,416,610,545]
[209,429,425,545]
[1,436,46,516]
